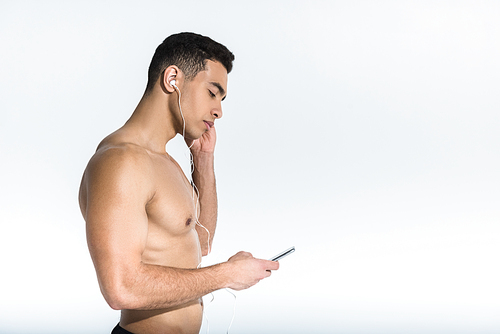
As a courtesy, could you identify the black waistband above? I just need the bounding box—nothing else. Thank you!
[111,324,135,334]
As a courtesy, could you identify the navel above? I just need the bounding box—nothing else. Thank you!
[186,218,192,226]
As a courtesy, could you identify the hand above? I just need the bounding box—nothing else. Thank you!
[186,125,217,154]
[225,251,280,291]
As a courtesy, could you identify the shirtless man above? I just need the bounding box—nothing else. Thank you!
[78,32,279,334]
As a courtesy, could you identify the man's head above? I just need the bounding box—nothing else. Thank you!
[145,32,234,94]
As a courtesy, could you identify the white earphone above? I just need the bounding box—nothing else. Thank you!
[168,77,212,254]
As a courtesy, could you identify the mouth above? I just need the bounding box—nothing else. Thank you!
[204,121,214,130]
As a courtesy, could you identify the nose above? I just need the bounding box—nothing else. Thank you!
[212,105,223,119]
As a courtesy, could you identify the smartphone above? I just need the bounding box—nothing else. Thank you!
[269,246,295,262]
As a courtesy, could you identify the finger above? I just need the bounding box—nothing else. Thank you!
[228,251,252,261]
[237,251,252,258]
[264,259,280,271]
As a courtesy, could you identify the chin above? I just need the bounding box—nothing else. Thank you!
[195,129,207,139]
[185,128,206,140]
[184,133,201,141]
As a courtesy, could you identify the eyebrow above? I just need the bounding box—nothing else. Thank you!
[209,82,227,101]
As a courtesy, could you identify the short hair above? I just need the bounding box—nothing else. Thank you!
[145,32,235,93]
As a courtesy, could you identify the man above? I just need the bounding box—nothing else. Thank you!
[78,32,279,334]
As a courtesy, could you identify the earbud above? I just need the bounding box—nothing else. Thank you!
[169,79,177,88]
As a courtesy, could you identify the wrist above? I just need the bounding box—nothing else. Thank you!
[212,262,232,289]
[191,150,214,164]
[191,152,215,176]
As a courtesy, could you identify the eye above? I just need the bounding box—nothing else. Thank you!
[208,90,216,98]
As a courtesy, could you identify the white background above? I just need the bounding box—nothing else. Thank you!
[1,1,499,333]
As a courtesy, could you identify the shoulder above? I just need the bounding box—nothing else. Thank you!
[91,143,153,172]
[83,143,156,201]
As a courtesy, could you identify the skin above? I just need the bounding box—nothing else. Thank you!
[78,60,279,334]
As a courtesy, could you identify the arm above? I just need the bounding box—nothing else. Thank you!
[80,146,278,311]
[188,126,218,255]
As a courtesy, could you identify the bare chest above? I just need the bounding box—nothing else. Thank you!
[142,155,201,267]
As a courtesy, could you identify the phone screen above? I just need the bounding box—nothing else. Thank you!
[270,246,295,261]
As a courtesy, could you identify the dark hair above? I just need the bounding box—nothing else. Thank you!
[145,32,234,93]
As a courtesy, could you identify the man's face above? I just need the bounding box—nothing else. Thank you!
[181,60,228,140]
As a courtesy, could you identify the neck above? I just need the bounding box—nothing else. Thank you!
[121,90,182,154]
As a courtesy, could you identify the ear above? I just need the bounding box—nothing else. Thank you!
[162,65,182,93]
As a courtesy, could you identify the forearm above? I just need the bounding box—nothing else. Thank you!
[99,252,279,311]
[102,261,229,311]
[191,152,217,254]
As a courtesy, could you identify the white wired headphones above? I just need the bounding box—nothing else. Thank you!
[170,77,236,334]
[169,78,212,254]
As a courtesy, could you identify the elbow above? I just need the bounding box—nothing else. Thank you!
[104,292,127,311]
[99,275,140,310]
[101,284,134,310]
